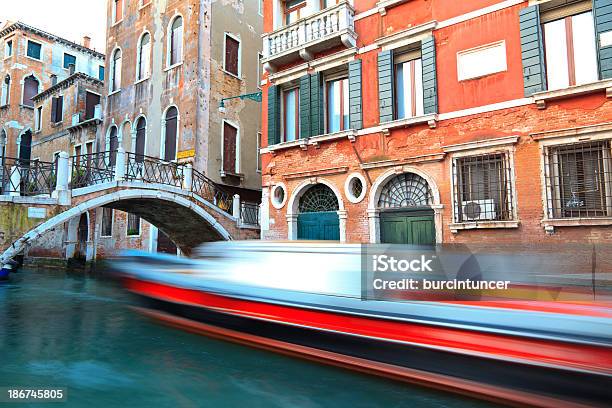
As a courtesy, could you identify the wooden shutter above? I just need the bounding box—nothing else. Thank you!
[421,36,438,114]
[378,50,394,123]
[23,76,38,107]
[299,75,310,138]
[348,59,363,130]
[223,122,237,173]
[85,92,100,120]
[109,127,118,165]
[51,98,58,122]
[309,72,324,136]
[225,36,240,76]
[267,85,280,145]
[55,96,63,122]
[519,5,547,95]
[171,22,182,66]
[164,109,178,161]
[594,0,612,79]
[136,118,146,162]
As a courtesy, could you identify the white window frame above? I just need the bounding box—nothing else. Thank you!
[126,212,142,237]
[256,131,262,173]
[63,52,77,70]
[4,39,13,59]
[223,32,242,79]
[26,40,42,61]
[35,105,42,132]
[136,31,152,82]
[51,94,64,124]
[166,14,184,69]
[109,47,122,93]
[221,119,240,175]
[280,84,300,142]
[257,52,263,90]
[456,40,507,81]
[160,105,180,162]
[0,74,9,106]
[323,70,349,134]
[112,0,124,25]
[100,208,114,238]
[258,0,264,16]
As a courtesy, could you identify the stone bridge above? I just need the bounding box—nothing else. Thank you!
[0,148,260,267]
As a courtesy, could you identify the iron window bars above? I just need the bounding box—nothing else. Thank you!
[453,152,514,222]
[240,202,260,226]
[543,140,612,219]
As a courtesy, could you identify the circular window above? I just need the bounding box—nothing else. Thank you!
[270,183,287,209]
[345,173,367,203]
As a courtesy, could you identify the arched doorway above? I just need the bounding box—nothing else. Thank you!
[297,184,340,240]
[377,173,435,245]
[75,213,88,260]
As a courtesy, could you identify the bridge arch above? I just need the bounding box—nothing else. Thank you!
[1,186,233,264]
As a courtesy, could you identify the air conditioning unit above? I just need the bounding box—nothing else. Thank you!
[461,199,496,221]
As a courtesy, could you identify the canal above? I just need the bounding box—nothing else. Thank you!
[0,268,494,408]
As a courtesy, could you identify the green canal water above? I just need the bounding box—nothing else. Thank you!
[0,268,495,408]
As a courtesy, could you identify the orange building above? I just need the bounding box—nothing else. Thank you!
[259,0,612,244]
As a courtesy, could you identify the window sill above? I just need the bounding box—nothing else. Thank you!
[221,68,242,80]
[308,129,357,147]
[50,121,63,128]
[541,217,612,232]
[376,0,411,15]
[25,56,42,63]
[138,2,151,11]
[263,138,308,153]
[111,20,123,28]
[532,79,612,109]
[449,220,519,233]
[164,62,183,72]
[108,89,121,97]
[19,104,34,110]
[380,113,438,133]
[220,170,244,180]
[134,76,150,85]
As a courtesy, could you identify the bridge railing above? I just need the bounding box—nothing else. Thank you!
[191,168,233,213]
[70,151,116,189]
[125,152,184,188]
[0,157,56,196]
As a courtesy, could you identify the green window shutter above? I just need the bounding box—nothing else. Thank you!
[267,85,280,146]
[378,50,394,123]
[310,73,324,136]
[348,59,363,130]
[594,0,612,79]
[299,75,311,138]
[519,5,547,95]
[421,36,438,114]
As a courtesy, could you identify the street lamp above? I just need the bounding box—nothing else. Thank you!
[219,91,262,113]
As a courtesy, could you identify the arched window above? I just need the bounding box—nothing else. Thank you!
[110,49,122,92]
[135,117,146,162]
[298,184,339,213]
[137,33,151,80]
[19,130,32,162]
[163,107,178,161]
[1,74,10,106]
[22,75,39,107]
[109,126,119,165]
[377,173,432,209]
[168,16,183,66]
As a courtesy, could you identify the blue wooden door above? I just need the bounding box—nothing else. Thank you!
[297,211,340,240]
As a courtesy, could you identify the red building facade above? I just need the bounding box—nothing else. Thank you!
[260,0,612,244]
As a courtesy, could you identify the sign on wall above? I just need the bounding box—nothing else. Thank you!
[177,149,195,159]
[27,207,46,219]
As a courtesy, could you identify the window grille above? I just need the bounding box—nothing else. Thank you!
[377,173,432,209]
[299,184,339,213]
[544,140,612,219]
[453,152,514,222]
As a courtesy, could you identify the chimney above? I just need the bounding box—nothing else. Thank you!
[50,74,57,86]
[68,64,75,75]
[82,35,91,49]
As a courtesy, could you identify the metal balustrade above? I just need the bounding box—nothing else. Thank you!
[191,168,233,213]
[240,202,260,226]
[0,157,56,196]
[125,152,184,189]
[70,151,116,189]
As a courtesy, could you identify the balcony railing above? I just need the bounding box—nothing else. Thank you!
[262,1,356,71]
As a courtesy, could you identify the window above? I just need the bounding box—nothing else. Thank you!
[454,153,514,222]
[101,207,113,237]
[222,121,238,174]
[256,131,262,172]
[224,34,240,77]
[50,96,63,123]
[395,51,424,119]
[5,40,12,58]
[35,106,42,131]
[544,140,612,218]
[1,74,10,106]
[258,0,263,15]
[320,0,340,9]
[27,41,42,60]
[164,107,178,161]
[127,213,141,236]
[140,0,151,6]
[281,87,299,142]
[257,52,263,89]
[110,49,122,92]
[112,0,123,24]
[169,17,183,66]
[326,76,349,133]
[284,0,306,25]
[22,75,39,107]
[137,32,151,80]
[109,126,118,165]
[85,92,100,120]
[63,53,76,70]
[135,117,146,161]
[457,41,507,81]
[99,65,105,81]
[543,11,598,90]
[75,145,82,157]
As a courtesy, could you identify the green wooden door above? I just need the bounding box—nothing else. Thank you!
[297,211,340,240]
[380,210,435,245]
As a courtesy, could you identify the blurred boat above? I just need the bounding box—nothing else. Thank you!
[113,241,612,408]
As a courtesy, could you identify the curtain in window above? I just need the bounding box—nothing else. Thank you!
[283,88,298,142]
[326,78,348,133]
[396,59,424,119]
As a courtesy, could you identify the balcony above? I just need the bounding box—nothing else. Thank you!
[262,1,356,73]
